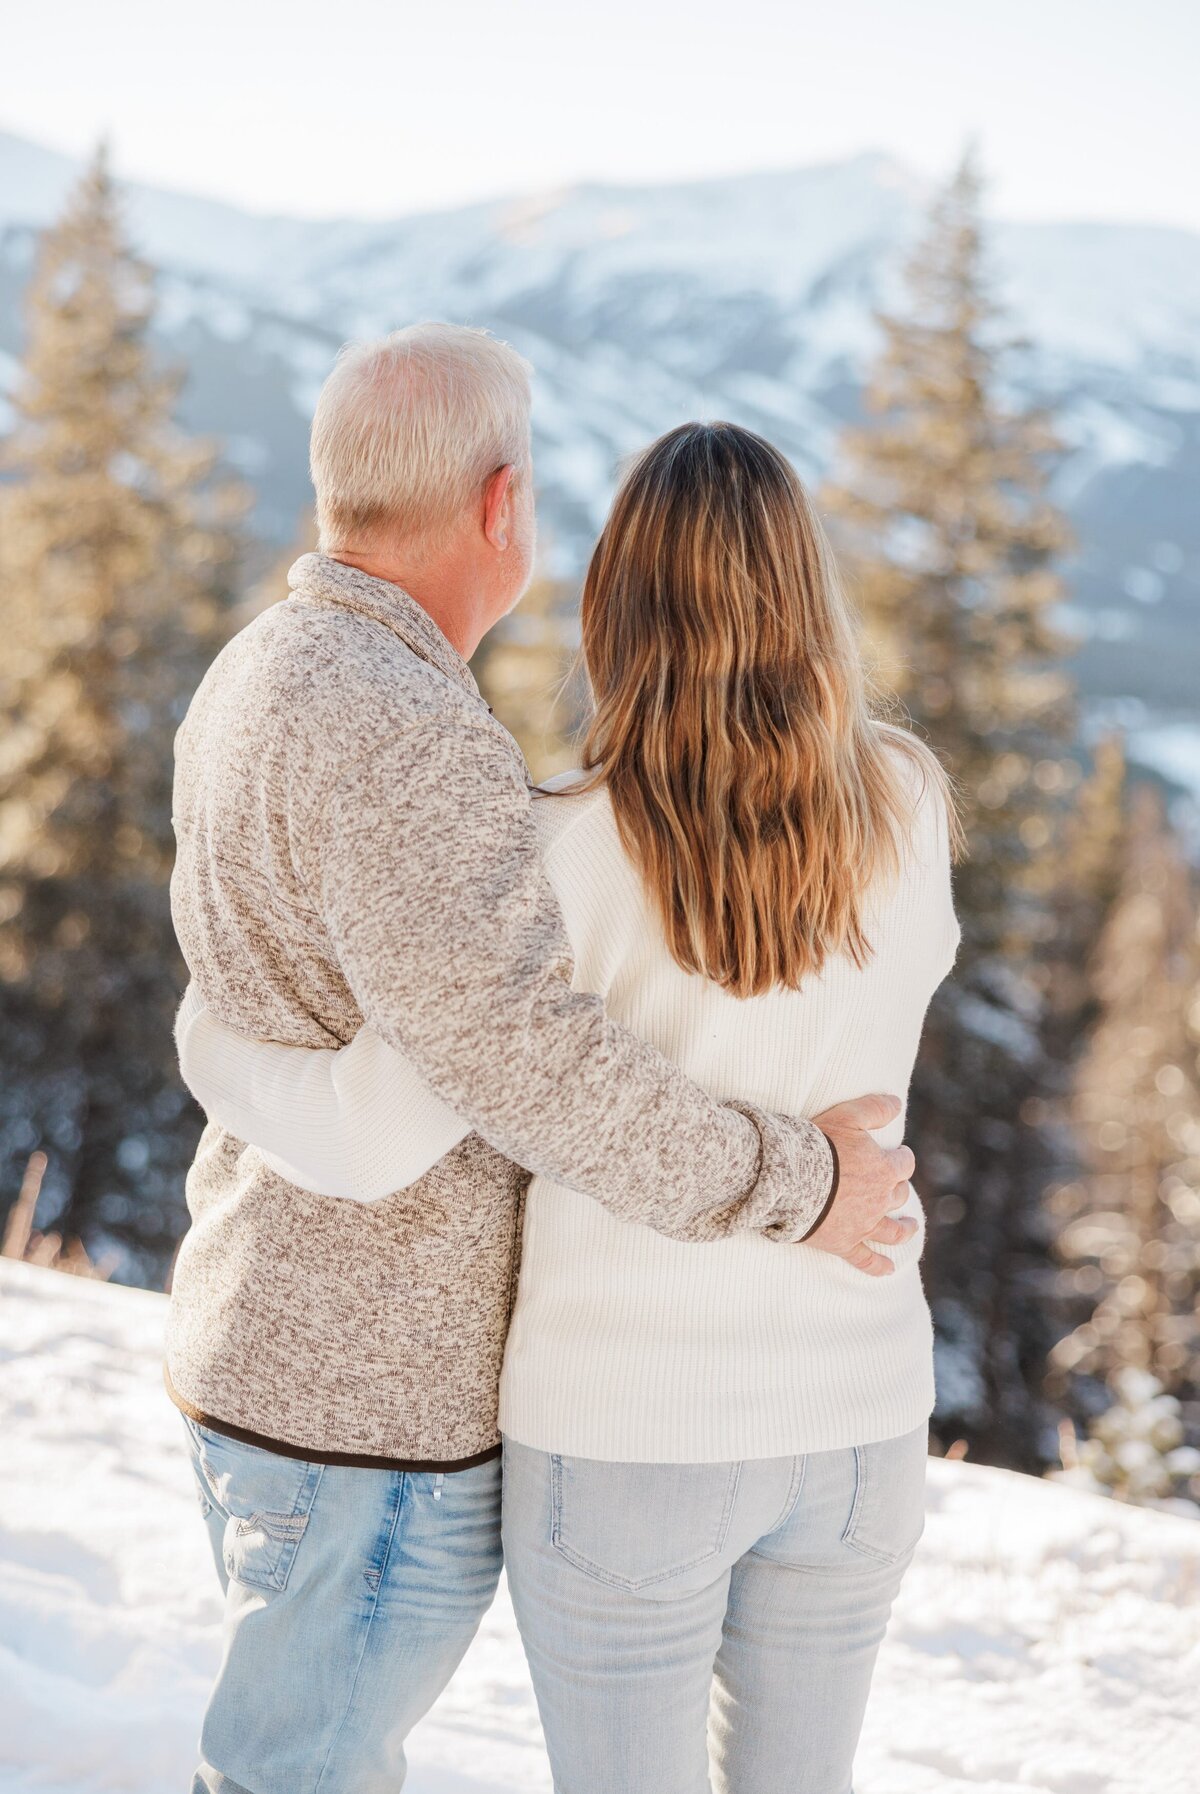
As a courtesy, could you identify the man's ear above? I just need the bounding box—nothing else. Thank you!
[482,464,516,550]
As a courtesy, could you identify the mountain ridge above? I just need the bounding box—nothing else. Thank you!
[1,126,1197,796]
[6,125,1198,245]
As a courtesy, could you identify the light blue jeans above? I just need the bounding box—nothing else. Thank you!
[182,1416,503,1793]
[502,1424,928,1794]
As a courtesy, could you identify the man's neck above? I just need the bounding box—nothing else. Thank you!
[329,547,488,661]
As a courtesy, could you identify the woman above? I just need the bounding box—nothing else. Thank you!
[179,421,961,1793]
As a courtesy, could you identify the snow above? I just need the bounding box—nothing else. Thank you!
[3,1261,1199,1793]
[994,219,1200,370]
[6,125,1200,389]
[1127,723,1200,804]
[1123,567,1165,605]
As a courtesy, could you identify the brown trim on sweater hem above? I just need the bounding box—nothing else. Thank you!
[164,1367,501,1474]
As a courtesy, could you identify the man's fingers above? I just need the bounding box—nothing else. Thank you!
[814,1093,902,1133]
[887,1144,915,1184]
[869,1216,917,1247]
[842,1241,895,1277]
[886,1181,913,1212]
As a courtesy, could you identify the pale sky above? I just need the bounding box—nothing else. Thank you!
[6,0,1199,229]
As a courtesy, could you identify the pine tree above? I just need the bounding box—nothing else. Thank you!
[473,571,578,783]
[1036,733,1128,1048]
[0,147,245,1278]
[1052,1367,1200,1515]
[822,152,1076,1464]
[1047,786,1200,1444]
[1034,733,1132,1421]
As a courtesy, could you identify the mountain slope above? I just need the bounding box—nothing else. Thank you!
[1,128,1198,785]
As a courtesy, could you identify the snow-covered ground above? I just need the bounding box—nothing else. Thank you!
[2,1259,1198,1794]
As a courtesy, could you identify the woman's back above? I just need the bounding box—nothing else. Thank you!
[500,747,960,1463]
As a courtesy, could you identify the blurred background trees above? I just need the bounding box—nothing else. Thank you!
[1048,787,1200,1448]
[472,570,577,781]
[0,147,1196,1505]
[823,151,1079,1463]
[0,149,246,1276]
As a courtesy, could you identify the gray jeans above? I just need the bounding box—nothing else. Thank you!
[502,1424,928,1794]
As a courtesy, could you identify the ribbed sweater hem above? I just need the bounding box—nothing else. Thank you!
[497,1383,936,1464]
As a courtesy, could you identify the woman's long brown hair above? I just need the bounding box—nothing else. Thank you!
[571,421,960,998]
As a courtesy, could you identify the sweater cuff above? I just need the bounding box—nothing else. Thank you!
[725,1103,838,1244]
[799,1131,839,1241]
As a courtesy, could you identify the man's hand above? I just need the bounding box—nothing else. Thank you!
[807,1095,917,1276]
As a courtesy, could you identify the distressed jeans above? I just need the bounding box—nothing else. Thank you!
[502,1424,928,1794]
[182,1416,503,1793]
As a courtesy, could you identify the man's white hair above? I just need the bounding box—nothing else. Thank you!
[310,322,533,552]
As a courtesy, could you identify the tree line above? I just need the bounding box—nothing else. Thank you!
[1,149,1196,1500]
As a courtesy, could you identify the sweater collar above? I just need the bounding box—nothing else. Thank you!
[287,552,482,702]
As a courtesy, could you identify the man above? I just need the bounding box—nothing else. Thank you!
[168,322,915,1793]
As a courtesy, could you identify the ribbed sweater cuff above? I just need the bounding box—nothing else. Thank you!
[726,1103,837,1244]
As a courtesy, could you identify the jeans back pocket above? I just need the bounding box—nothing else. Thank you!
[187,1419,324,1593]
[841,1424,928,1567]
[551,1455,741,1592]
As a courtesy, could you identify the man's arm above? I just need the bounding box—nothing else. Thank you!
[307,711,835,1244]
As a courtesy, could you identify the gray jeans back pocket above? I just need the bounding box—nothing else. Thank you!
[551,1455,741,1592]
[841,1424,928,1566]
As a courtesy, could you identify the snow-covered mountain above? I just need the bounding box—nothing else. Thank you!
[2,128,1198,785]
[3,1258,1199,1792]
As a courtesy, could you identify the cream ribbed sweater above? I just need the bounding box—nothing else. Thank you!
[177,755,959,1463]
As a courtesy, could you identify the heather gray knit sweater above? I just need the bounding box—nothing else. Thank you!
[165,554,834,1467]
